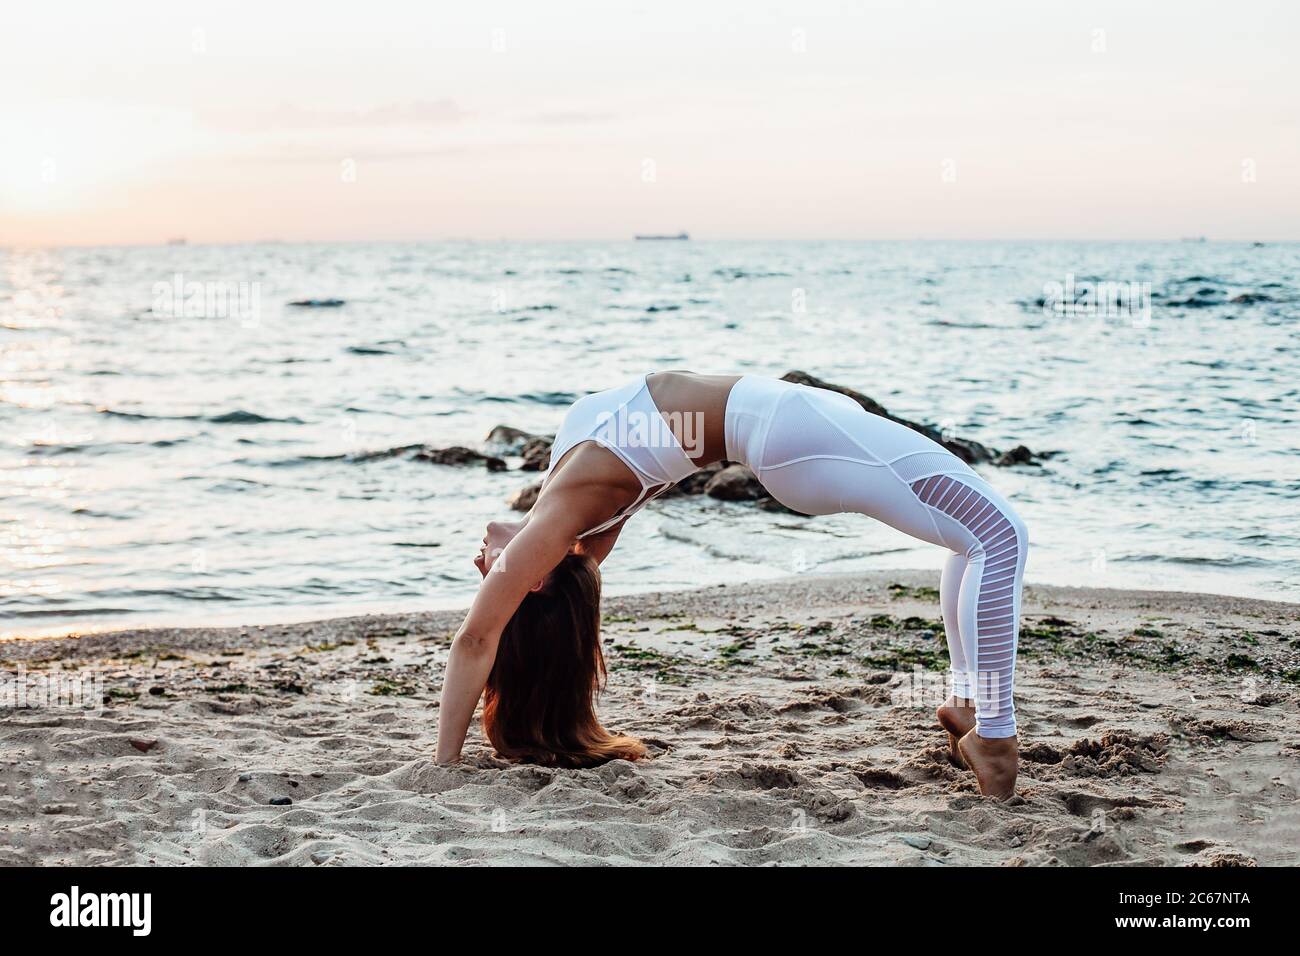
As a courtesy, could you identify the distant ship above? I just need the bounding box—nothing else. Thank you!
[166,237,187,246]
[634,232,689,241]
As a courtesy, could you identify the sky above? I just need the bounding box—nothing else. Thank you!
[1,0,1297,245]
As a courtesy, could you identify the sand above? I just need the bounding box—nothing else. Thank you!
[2,570,1297,866]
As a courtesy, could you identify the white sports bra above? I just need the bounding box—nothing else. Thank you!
[546,373,700,538]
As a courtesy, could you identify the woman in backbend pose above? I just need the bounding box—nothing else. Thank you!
[436,372,1029,798]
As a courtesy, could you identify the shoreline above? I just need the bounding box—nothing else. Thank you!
[5,568,1298,866]
[4,569,1296,659]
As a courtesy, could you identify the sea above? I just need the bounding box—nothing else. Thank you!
[2,239,1296,636]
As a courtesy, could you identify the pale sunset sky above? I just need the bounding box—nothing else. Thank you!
[1,0,1296,245]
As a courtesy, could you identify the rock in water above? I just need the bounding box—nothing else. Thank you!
[993,444,1038,467]
[414,446,507,471]
[483,425,536,454]
[502,370,1042,513]
[704,465,766,501]
[780,370,1023,465]
[660,461,725,497]
[780,370,893,418]
[508,482,542,512]
[519,436,554,471]
[483,426,554,470]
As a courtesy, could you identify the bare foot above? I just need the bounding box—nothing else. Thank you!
[936,696,976,768]
[957,730,1018,799]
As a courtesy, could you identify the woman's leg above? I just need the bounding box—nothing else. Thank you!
[911,473,1028,797]
[936,551,977,765]
[941,551,976,699]
[738,384,1026,794]
[912,474,1027,734]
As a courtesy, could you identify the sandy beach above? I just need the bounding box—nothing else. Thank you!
[3,571,1297,867]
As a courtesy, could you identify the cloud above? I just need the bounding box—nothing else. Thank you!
[202,100,470,132]
[225,144,472,165]
[521,109,617,126]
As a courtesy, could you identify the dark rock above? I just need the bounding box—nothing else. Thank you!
[519,436,554,471]
[660,461,725,497]
[756,496,805,516]
[781,370,1024,466]
[704,465,766,501]
[269,797,293,806]
[349,444,425,463]
[994,444,1039,467]
[414,446,506,472]
[501,370,1041,514]
[1229,292,1273,304]
[780,370,892,418]
[508,482,542,512]
[238,773,253,783]
[483,426,554,470]
[129,738,159,753]
[484,425,537,454]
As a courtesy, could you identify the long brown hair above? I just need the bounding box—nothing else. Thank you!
[483,552,645,768]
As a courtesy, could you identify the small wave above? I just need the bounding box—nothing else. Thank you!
[346,345,394,355]
[71,507,131,520]
[498,304,558,314]
[712,268,792,279]
[1,605,137,619]
[1116,553,1270,569]
[209,410,304,424]
[477,390,577,406]
[97,407,201,421]
[24,443,91,456]
[233,452,349,467]
[927,319,1000,329]
[189,476,277,492]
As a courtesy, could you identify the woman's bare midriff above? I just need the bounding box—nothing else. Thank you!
[539,371,743,528]
[645,370,742,466]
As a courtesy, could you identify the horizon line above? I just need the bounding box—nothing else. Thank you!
[4,236,1296,252]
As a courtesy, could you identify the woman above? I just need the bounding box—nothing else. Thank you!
[436,371,1029,798]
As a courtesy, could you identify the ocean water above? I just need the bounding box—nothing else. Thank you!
[2,240,1297,636]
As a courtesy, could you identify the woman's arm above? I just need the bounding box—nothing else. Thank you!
[572,518,627,566]
[434,502,592,763]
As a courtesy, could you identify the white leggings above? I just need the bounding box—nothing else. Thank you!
[725,376,1029,737]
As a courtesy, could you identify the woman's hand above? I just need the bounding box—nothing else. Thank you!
[434,500,597,763]
[435,627,504,763]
